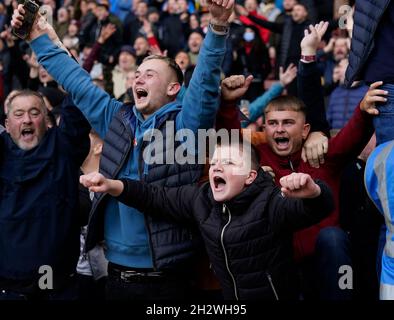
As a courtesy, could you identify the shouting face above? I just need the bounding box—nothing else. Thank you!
[264,110,310,157]
[209,144,257,202]
[6,95,48,150]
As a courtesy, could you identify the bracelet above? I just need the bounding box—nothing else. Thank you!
[209,22,229,35]
[300,54,316,62]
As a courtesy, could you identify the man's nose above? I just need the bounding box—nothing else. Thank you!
[22,113,32,123]
[212,162,223,172]
[276,123,285,132]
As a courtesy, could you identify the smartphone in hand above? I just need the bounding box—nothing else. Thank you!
[12,0,40,40]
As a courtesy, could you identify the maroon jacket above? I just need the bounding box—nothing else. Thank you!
[257,105,374,259]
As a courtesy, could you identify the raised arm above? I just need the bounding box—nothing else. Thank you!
[248,64,297,122]
[80,172,199,225]
[298,22,330,136]
[58,95,91,165]
[177,0,235,132]
[11,6,122,139]
[236,4,284,33]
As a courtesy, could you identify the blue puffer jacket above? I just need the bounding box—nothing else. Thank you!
[365,140,394,300]
[345,0,391,86]
[326,83,368,129]
[0,96,90,284]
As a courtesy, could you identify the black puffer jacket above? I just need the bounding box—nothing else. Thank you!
[117,170,334,300]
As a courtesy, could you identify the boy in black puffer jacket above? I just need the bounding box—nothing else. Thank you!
[80,139,334,300]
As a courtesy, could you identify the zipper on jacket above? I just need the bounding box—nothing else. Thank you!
[221,204,239,301]
[288,158,295,172]
[266,272,279,300]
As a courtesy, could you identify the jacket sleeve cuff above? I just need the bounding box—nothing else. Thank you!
[298,61,319,77]
[30,34,58,56]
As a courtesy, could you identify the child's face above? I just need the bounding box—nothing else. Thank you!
[209,145,256,203]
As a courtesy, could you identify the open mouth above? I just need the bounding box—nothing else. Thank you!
[213,176,226,190]
[135,88,148,100]
[274,137,290,149]
[21,128,35,139]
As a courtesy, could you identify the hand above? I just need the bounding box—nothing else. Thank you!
[149,44,166,56]
[98,23,116,44]
[208,0,235,25]
[279,63,297,87]
[360,81,388,115]
[235,4,248,16]
[300,21,329,56]
[323,37,335,53]
[25,51,40,68]
[11,4,58,42]
[221,75,253,101]
[280,172,321,199]
[142,19,153,37]
[262,165,275,180]
[301,131,328,168]
[80,172,124,196]
[0,26,15,47]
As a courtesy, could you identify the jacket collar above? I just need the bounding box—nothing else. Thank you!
[260,143,302,170]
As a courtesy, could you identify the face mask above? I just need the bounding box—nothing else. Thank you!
[243,32,255,42]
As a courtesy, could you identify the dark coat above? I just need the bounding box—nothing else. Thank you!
[345,0,391,86]
[116,170,334,300]
[0,96,90,289]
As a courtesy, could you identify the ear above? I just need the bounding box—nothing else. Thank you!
[302,123,311,140]
[94,141,103,156]
[45,115,51,128]
[5,118,9,132]
[167,82,181,97]
[245,169,257,186]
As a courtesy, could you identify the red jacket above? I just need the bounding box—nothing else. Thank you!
[257,105,374,260]
[239,11,271,44]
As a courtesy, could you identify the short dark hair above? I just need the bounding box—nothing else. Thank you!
[264,95,307,118]
[143,55,184,84]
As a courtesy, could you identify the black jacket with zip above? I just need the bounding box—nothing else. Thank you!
[116,169,334,300]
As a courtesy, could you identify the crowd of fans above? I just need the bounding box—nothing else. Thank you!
[0,0,393,302]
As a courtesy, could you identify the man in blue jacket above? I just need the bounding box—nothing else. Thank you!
[0,92,90,300]
[12,0,235,300]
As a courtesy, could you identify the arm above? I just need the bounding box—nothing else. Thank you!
[176,0,235,132]
[79,172,199,224]
[325,83,384,168]
[244,14,283,33]
[83,23,116,72]
[248,63,297,123]
[216,74,253,130]
[248,82,283,122]
[298,22,330,136]
[271,174,334,231]
[11,6,122,139]
[58,95,91,165]
[31,35,122,139]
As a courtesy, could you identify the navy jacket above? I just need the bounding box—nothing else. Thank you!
[0,96,90,287]
[345,0,391,86]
